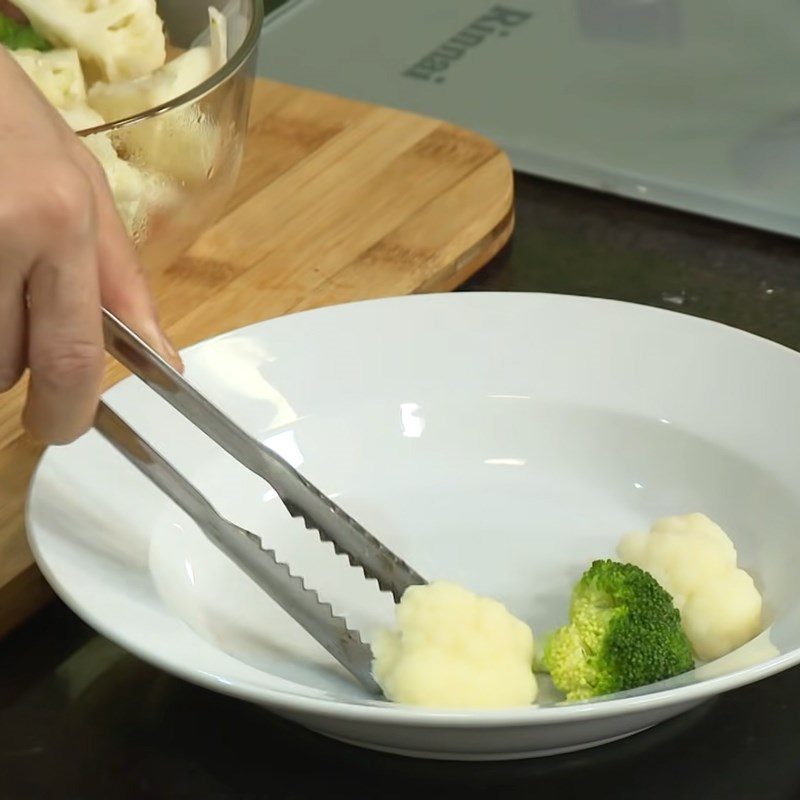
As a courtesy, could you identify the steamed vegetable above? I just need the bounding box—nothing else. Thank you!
[60,104,174,237]
[618,513,763,661]
[9,47,85,108]
[372,581,538,708]
[542,560,694,700]
[88,46,218,123]
[87,8,226,182]
[12,0,166,82]
[87,6,226,122]
[0,10,49,51]
[2,3,227,237]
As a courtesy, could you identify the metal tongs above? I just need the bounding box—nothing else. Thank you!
[96,310,426,693]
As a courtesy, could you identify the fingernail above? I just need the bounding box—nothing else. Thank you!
[139,319,183,372]
[161,331,185,373]
[161,332,178,359]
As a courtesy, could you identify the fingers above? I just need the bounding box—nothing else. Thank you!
[0,160,30,394]
[0,53,179,445]
[79,150,183,372]
[0,270,26,392]
[22,166,105,445]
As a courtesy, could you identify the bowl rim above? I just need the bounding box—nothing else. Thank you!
[76,0,264,137]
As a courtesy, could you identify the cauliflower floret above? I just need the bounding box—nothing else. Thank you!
[87,46,217,123]
[9,47,86,108]
[87,7,227,184]
[372,581,537,708]
[618,513,762,661]
[59,103,175,238]
[682,569,762,659]
[13,0,166,82]
[58,102,106,132]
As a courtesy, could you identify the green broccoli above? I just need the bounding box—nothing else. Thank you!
[0,12,50,51]
[542,559,694,700]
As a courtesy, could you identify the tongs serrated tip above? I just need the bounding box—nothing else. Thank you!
[96,310,426,692]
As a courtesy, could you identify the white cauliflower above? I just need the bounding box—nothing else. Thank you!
[9,48,86,109]
[58,102,107,133]
[59,104,174,238]
[13,0,166,82]
[88,46,217,123]
[5,3,222,236]
[618,513,762,661]
[372,581,537,708]
[87,7,226,183]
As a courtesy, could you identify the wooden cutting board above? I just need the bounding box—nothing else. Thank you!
[0,78,514,638]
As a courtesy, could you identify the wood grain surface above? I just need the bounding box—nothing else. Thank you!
[0,78,514,637]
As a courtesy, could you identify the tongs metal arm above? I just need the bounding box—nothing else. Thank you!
[101,309,424,601]
[94,403,379,692]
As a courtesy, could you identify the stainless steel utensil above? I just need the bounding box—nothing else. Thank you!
[95,310,426,692]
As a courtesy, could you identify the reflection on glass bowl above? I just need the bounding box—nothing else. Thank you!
[75,0,263,273]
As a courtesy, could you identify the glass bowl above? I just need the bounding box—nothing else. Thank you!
[77,0,264,272]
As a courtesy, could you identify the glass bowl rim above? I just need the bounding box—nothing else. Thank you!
[77,0,264,138]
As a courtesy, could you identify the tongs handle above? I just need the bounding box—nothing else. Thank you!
[102,309,291,486]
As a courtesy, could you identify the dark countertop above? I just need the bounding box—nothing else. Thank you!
[4,174,800,799]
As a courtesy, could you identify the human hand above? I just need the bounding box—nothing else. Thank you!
[0,48,182,444]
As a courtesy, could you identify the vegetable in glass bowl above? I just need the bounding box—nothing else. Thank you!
[1,0,263,272]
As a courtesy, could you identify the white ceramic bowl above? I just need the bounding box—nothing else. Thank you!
[26,293,800,760]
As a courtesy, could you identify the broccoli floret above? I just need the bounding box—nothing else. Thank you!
[0,11,50,51]
[543,559,694,700]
